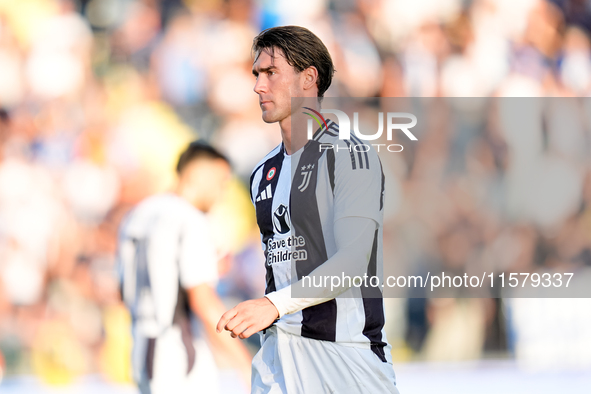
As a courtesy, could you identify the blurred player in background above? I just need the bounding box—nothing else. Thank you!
[217,26,400,393]
[118,141,251,394]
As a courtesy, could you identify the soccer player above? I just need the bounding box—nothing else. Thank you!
[118,142,252,394]
[216,26,400,393]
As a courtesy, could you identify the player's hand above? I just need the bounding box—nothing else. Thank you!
[216,297,279,339]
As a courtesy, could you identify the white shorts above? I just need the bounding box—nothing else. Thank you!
[137,327,220,394]
[251,326,400,394]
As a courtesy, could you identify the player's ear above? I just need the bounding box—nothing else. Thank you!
[302,66,318,92]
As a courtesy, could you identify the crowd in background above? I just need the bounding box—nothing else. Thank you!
[1,0,591,385]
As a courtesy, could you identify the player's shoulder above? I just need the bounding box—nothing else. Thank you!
[312,118,340,145]
[253,143,283,171]
[250,142,283,181]
[123,194,202,232]
[118,195,163,237]
[134,193,184,214]
[316,120,381,172]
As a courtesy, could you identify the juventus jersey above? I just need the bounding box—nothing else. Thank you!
[117,194,218,381]
[249,119,391,362]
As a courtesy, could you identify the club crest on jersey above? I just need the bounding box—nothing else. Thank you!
[266,167,276,181]
[297,164,315,192]
[272,204,290,234]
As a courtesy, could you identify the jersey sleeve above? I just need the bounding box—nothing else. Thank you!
[249,165,262,205]
[178,213,219,289]
[332,140,384,225]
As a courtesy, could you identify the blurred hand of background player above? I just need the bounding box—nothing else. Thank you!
[216,297,279,339]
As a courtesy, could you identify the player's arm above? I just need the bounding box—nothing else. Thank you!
[179,216,252,384]
[216,216,376,339]
[187,284,252,381]
[265,216,376,316]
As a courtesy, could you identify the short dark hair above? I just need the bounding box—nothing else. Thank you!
[176,141,229,174]
[252,25,335,98]
[0,108,9,124]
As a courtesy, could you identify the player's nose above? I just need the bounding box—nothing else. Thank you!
[254,76,267,95]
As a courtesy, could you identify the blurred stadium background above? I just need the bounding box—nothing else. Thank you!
[0,0,591,392]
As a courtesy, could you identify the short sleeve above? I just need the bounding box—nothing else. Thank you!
[178,213,219,289]
[332,141,384,225]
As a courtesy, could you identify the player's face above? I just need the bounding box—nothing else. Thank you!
[202,159,231,212]
[252,48,304,124]
[186,159,232,212]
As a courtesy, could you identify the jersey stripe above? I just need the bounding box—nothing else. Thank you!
[321,122,339,138]
[344,140,357,170]
[351,137,364,169]
[253,146,285,294]
[292,140,337,341]
[361,229,387,362]
[321,129,338,138]
[172,232,197,374]
[172,278,196,374]
[351,134,370,169]
[249,162,265,203]
[327,148,335,194]
[146,338,156,380]
[301,300,338,341]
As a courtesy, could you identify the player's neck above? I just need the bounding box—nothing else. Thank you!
[279,116,294,155]
[280,99,321,155]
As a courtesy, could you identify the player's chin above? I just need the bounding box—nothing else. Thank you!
[261,111,279,124]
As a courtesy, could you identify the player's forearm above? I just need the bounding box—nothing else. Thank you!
[205,317,252,368]
[265,248,368,316]
[199,300,252,388]
[188,286,252,367]
[265,217,376,317]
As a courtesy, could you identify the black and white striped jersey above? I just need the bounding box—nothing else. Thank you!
[249,119,391,363]
[117,194,218,381]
